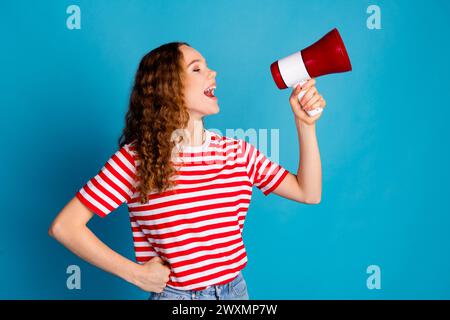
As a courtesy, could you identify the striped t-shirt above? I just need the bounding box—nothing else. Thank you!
[76,129,289,291]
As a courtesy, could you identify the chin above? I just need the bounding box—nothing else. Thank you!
[210,104,220,114]
[201,102,220,116]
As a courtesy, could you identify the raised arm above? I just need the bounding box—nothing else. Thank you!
[272,78,325,204]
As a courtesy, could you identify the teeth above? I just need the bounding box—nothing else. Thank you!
[204,86,216,97]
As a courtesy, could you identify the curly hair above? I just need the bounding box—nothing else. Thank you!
[118,41,192,204]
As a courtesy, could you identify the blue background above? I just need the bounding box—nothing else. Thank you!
[1,0,449,299]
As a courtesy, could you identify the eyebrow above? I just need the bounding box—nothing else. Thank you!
[187,58,206,68]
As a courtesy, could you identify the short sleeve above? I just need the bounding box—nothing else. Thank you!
[76,144,137,218]
[240,140,289,196]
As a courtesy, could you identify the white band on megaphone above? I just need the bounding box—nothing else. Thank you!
[277,51,311,87]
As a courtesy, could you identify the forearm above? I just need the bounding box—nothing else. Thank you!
[295,118,322,201]
[51,224,140,286]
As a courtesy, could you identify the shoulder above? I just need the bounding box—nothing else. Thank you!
[117,140,139,166]
[208,130,245,148]
[207,130,253,159]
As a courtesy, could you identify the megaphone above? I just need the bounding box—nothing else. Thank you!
[270,28,352,117]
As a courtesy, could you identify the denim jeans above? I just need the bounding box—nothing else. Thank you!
[148,271,249,300]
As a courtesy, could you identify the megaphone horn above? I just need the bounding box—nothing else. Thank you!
[270,28,352,117]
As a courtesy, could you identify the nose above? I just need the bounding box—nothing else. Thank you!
[209,69,217,79]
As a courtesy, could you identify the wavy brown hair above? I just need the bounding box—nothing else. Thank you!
[118,41,191,204]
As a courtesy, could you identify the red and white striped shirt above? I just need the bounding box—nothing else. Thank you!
[76,129,289,291]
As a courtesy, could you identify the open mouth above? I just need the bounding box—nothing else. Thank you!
[203,86,216,99]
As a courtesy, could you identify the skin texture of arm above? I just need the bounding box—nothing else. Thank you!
[272,79,325,204]
[48,196,170,293]
[272,121,322,204]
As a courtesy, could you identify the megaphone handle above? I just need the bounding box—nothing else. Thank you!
[295,80,323,117]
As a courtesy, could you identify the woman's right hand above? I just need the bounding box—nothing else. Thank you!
[133,256,171,293]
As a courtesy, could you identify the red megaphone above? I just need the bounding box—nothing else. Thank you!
[270,28,352,116]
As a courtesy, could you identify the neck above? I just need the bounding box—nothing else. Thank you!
[185,118,205,147]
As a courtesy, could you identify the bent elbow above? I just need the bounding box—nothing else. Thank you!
[48,220,64,240]
[308,198,321,205]
[48,222,56,238]
[303,195,321,205]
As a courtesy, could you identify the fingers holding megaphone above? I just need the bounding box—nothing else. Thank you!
[296,78,325,117]
[289,79,326,125]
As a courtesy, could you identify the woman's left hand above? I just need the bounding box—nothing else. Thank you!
[289,78,326,125]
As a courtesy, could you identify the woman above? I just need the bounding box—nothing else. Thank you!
[48,42,325,300]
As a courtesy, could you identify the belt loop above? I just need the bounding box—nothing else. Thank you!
[214,285,220,300]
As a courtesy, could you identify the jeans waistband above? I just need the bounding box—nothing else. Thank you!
[168,271,243,293]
